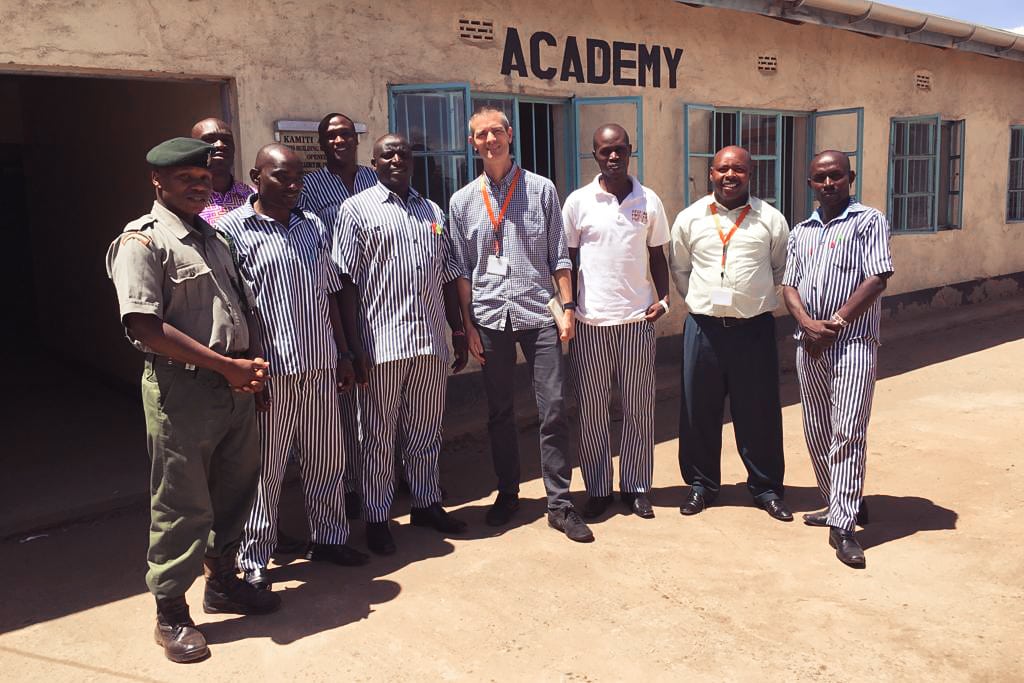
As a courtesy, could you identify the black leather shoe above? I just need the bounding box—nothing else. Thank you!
[410,502,468,533]
[803,501,870,527]
[274,530,308,555]
[679,489,707,516]
[244,567,273,591]
[366,522,396,555]
[758,498,794,522]
[581,495,613,519]
[204,572,281,615]
[622,492,655,519]
[829,527,866,568]
[154,597,209,663]
[485,493,520,527]
[345,490,362,521]
[547,507,594,543]
[305,542,370,566]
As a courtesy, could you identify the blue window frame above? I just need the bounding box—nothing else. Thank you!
[809,107,864,211]
[1008,126,1024,222]
[887,115,964,233]
[389,83,580,207]
[573,96,644,187]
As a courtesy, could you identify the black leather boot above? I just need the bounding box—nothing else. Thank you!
[203,555,281,615]
[154,596,209,663]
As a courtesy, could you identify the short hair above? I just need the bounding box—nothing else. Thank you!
[469,107,511,135]
[317,112,355,139]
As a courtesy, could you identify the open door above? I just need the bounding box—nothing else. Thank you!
[810,107,864,211]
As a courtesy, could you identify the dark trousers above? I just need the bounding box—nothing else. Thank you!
[477,322,572,510]
[678,312,785,503]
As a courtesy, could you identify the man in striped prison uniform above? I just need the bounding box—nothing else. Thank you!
[668,145,794,524]
[190,118,253,227]
[449,107,594,544]
[299,112,379,520]
[782,150,894,569]
[335,133,469,556]
[220,144,369,590]
[563,124,671,521]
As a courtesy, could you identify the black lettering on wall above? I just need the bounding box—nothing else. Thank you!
[587,38,611,84]
[530,31,558,79]
[638,44,661,88]
[612,41,637,86]
[663,47,684,89]
[560,36,585,82]
[501,27,528,77]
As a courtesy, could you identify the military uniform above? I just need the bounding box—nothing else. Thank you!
[106,137,278,663]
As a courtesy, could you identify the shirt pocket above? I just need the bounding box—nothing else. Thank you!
[363,226,393,261]
[830,243,860,272]
[170,262,215,310]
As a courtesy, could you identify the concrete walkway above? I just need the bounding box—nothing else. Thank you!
[1,299,1022,680]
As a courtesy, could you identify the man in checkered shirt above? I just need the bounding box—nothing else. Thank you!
[449,107,593,543]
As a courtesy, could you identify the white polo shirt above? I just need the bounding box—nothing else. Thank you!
[562,175,671,326]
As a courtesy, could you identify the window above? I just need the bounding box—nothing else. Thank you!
[1008,126,1024,222]
[574,97,643,188]
[887,115,964,233]
[389,83,589,209]
[683,105,842,226]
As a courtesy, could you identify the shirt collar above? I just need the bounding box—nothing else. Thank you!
[151,200,210,241]
[373,181,423,204]
[591,174,642,203]
[806,199,867,226]
[707,193,763,214]
[245,193,306,226]
[483,163,521,191]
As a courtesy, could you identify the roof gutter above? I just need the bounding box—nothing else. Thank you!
[677,0,1024,62]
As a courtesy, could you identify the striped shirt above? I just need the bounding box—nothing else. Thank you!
[448,164,572,331]
[782,201,894,344]
[200,180,254,226]
[218,196,344,375]
[299,165,378,218]
[335,182,462,366]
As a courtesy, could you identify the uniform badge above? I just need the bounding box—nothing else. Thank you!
[631,209,648,223]
[431,222,443,235]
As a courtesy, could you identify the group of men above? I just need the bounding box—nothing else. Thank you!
[106,107,892,663]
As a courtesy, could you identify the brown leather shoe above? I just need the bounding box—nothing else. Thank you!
[154,597,209,663]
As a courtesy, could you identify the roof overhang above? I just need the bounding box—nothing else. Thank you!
[676,0,1024,63]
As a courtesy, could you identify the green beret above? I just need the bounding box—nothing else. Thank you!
[146,137,214,168]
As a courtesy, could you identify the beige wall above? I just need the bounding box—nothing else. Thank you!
[3,0,1023,340]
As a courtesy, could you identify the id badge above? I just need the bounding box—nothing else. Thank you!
[710,287,734,306]
[486,254,509,277]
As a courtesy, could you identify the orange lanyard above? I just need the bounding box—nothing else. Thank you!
[481,168,522,255]
[709,203,751,269]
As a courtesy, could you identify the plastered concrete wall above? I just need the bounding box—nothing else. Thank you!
[3,0,1023,341]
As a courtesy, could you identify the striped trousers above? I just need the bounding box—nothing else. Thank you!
[237,369,349,571]
[340,388,362,494]
[361,354,446,523]
[795,339,878,531]
[570,320,656,496]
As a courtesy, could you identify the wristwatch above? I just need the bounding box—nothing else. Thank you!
[562,301,577,312]
[830,313,850,328]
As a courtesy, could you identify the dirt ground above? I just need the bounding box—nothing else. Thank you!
[2,303,1022,681]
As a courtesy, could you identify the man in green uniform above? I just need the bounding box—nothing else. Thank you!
[105,138,281,663]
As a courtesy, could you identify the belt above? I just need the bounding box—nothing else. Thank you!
[692,313,757,328]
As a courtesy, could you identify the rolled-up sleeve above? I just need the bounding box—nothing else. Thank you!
[106,234,163,320]
[545,184,571,272]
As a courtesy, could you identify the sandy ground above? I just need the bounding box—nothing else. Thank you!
[2,306,1022,681]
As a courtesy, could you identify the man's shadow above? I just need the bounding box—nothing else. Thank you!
[650,483,958,549]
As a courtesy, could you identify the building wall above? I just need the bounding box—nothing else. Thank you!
[3,0,1023,333]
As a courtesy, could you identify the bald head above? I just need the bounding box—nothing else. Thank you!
[593,123,630,150]
[191,118,235,187]
[811,150,851,173]
[712,145,751,167]
[249,143,303,212]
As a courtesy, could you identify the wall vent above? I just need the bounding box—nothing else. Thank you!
[757,54,778,73]
[915,71,933,91]
[458,18,494,43]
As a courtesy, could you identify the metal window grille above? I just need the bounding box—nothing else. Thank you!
[887,116,964,232]
[1008,126,1024,221]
